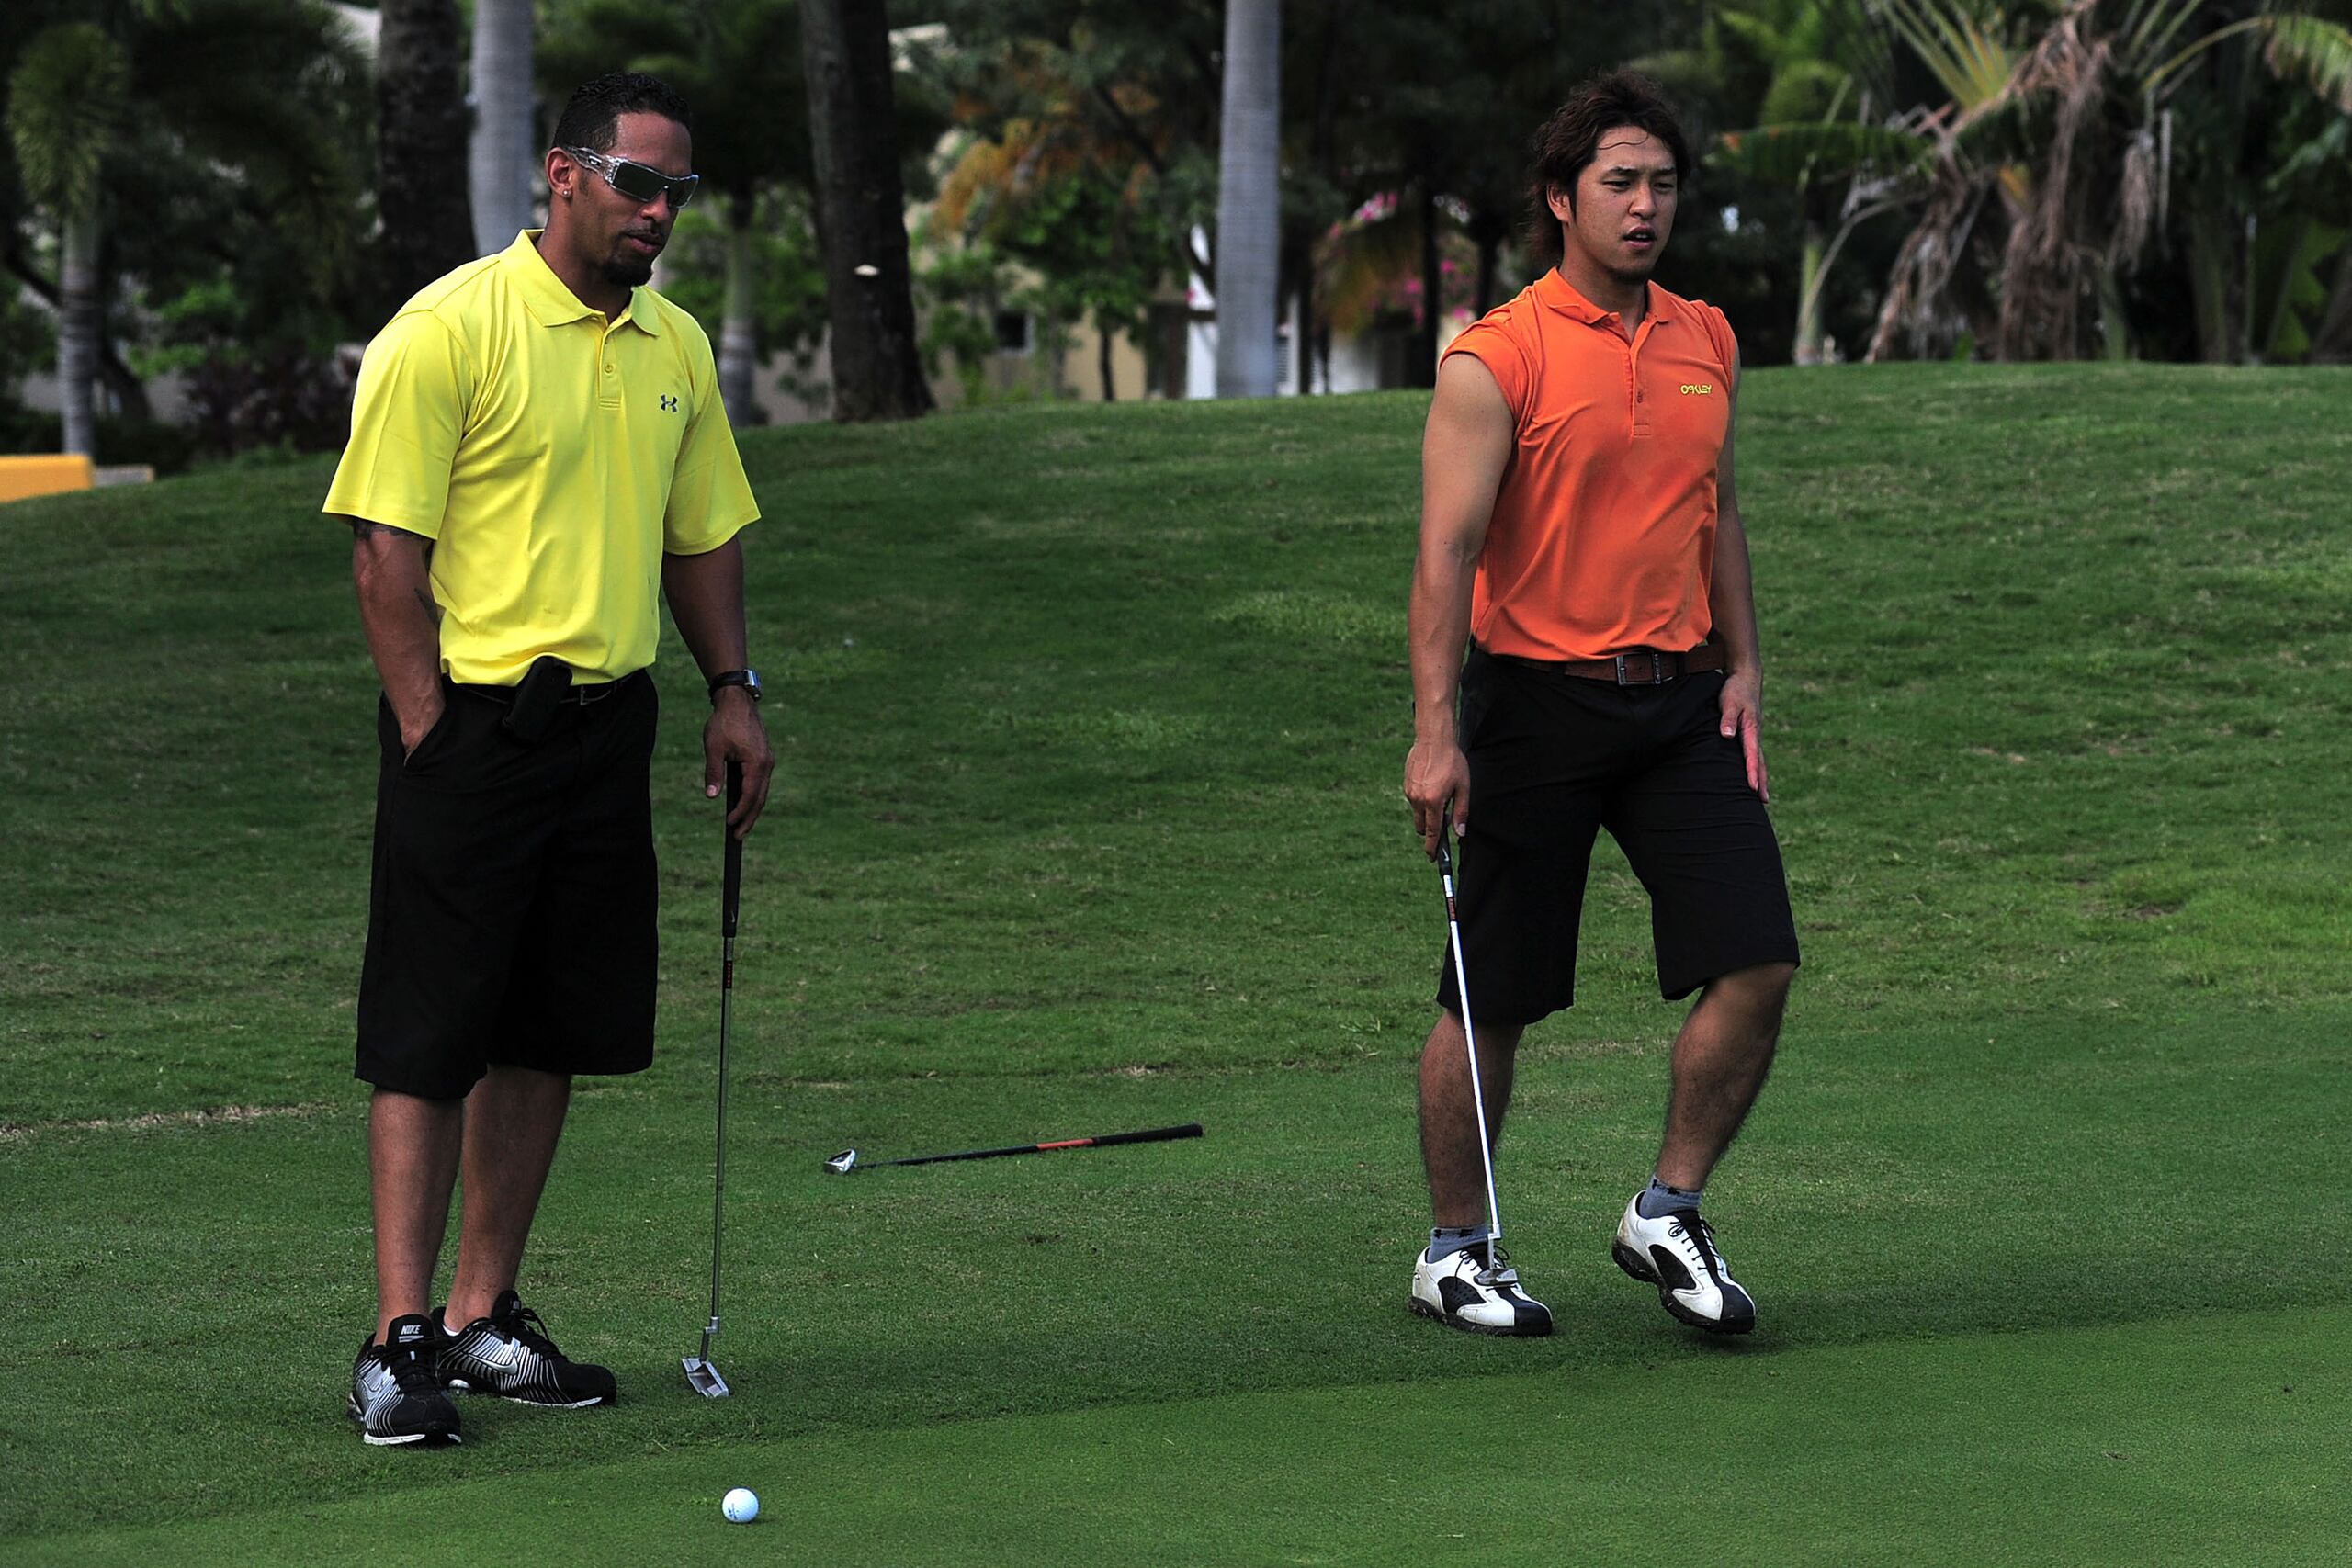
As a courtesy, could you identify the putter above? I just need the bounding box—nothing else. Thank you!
[683,761,744,1399]
[824,1122,1203,1173]
[1436,818,1504,1265]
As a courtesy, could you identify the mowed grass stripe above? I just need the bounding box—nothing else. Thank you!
[17,1306,2347,1567]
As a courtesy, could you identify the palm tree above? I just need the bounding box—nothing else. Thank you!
[1710,0,1917,363]
[1214,0,1281,398]
[1863,0,2352,361]
[6,23,124,457]
[469,0,537,254]
[6,0,371,457]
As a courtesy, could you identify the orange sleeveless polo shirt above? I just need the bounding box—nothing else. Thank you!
[1441,270,1737,662]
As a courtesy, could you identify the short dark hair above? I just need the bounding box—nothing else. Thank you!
[1523,71,1693,269]
[550,72,693,153]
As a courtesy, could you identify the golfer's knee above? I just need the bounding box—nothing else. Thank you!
[1710,961,1795,1021]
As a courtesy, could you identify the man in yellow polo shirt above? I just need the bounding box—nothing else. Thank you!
[323,73,769,1448]
[1403,73,1798,1341]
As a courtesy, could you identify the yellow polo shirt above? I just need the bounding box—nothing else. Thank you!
[324,231,759,685]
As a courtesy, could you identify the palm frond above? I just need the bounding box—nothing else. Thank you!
[1715,120,1934,184]
[2257,12,2352,111]
[6,23,130,216]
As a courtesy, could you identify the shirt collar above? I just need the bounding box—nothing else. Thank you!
[501,230,662,335]
[1534,268,1674,333]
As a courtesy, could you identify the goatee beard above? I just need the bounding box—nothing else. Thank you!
[600,255,654,289]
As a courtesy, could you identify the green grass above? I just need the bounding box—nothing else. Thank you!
[3,363,2349,1562]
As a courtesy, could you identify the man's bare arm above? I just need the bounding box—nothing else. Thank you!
[340,517,444,753]
[662,538,775,838]
[1706,345,1769,800]
[1405,353,1515,855]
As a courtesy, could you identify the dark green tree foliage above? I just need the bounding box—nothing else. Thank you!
[923,0,1225,289]
[2,0,375,457]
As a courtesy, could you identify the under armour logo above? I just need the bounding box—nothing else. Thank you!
[661,395,680,412]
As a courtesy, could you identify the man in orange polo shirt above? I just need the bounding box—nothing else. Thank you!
[1402,72,1798,1338]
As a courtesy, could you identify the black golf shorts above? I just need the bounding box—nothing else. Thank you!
[356,673,661,1099]
[1436,647,1799,1025]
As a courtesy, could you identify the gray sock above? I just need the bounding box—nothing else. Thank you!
[1426,1225,1494,1264]
[1636,1177,1702,1220]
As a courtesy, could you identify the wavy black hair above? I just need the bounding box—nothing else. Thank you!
[550,72,692,153]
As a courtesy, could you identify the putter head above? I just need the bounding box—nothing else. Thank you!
[682,1355,731,1398]
[822,1148,858,1173]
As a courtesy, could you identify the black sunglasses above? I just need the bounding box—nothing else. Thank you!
[563,146,699,209]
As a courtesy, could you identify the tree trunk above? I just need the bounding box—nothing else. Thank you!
[2097,266,2131,361]
[1474,232,1500,319]
[378,0,477,310]
[1098,318,1116,401]
[1295,265,1314,393]
[2312,237,2352,364]
[1794,220,1826,367]
[800,0,933,422]
[468,0,537,256]
[2187,204,2238,365]
[718,194,760,422]
[1214,0,1280,399]
[1409,181,1440,389]
[57,208,100,458]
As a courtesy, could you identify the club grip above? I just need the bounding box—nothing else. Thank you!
[721,761,743,938]
[1087,1123,1204,1149]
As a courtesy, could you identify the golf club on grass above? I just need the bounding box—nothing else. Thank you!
[682,761,743,1399]
[1437,818,1504,1266]
[824,1122,1203,1174]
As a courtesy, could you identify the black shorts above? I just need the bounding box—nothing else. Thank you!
[356,673,661,1099]
[1436,648,1799,1025]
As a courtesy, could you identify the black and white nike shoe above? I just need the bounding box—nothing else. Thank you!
[1409,1243,1555,1337]
[438,1290,616,1407]
[349,1314,463,1446]
[1611,1196,1758,1335]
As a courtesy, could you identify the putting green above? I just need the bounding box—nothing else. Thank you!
[24,1305,2345,1565]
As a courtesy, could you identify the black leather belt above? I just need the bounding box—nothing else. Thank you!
[1483,645,1726,685]
[458,669,644,706]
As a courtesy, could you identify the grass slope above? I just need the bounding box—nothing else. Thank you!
[2,365,2348,1560]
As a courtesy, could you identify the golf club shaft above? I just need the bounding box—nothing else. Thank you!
[704,761,743,1353]
[1437,823,1503,1249]
[861,1122,1204,1168]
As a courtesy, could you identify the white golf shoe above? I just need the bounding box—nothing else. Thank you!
[1409,1243,1555,1337]
[1611,1196,1757,1335]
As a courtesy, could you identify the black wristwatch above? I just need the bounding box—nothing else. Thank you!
[707,667,763,704]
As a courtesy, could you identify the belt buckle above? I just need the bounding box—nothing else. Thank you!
[1613,652,1671,686]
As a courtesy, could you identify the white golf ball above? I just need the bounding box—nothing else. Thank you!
[722,1486,760,1524]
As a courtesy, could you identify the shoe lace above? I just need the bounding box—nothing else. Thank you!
[1681,1215,1728,1272]
[384,1342,442,1397]
[503,1302,566,1360]
[1474,1245,1518,1286]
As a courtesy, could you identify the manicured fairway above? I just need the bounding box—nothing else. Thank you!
[19,1306,2350,1566]
[4,365,2349,1562]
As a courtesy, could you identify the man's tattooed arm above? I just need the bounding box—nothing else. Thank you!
[345,518,442,622]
